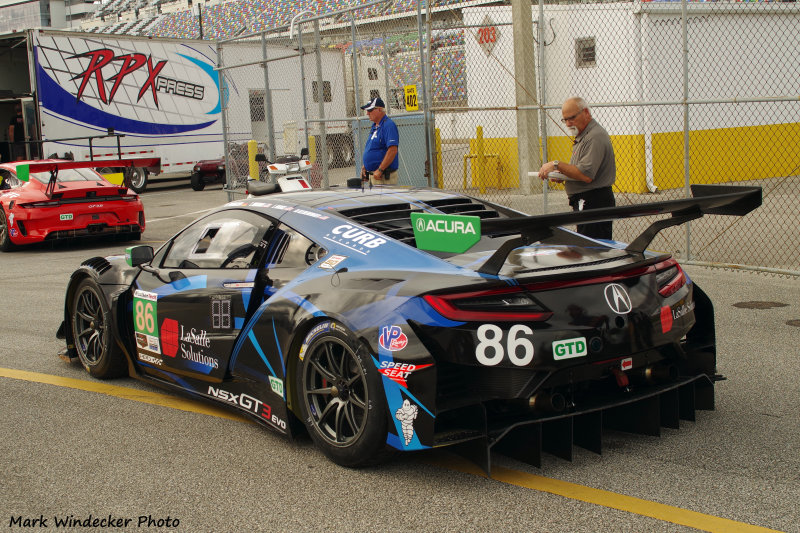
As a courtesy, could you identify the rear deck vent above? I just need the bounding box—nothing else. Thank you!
[336,198,503,249]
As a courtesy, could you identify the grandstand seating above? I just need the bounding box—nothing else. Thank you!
[80,0,481,39]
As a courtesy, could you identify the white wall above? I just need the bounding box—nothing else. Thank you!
[458,3,800,140]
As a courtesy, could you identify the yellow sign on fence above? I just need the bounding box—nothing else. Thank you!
[404,85,419,112]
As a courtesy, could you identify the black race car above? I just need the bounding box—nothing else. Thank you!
[56,183,761,472]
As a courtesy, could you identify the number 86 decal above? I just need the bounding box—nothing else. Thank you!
[475,324,534,366]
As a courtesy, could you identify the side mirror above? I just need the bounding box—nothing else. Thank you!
[347,177,364,188]
[254,153,267,162]
[300,147,309,158]
[125,245,154,267]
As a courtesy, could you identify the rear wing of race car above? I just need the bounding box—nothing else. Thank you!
[471,185,762,276]
[17,158,161,197]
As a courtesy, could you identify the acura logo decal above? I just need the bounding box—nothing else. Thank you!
[604,284,632,314]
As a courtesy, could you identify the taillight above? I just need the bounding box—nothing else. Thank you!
[656,263,686,297]
[424,287,552,322]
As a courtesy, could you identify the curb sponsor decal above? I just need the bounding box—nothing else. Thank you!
[411,213,480,253]
[552,337,587,360]
[323,225,386,255]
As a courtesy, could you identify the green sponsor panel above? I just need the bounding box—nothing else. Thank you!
[133,292,158,336]
[411,213,481,253]
[17,164,29,182]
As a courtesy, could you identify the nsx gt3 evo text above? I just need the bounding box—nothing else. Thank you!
[57,183,761,472]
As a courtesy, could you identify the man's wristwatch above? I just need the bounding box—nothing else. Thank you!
[553,160,560,170]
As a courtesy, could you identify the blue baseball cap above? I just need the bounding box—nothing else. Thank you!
[361,97,385,111]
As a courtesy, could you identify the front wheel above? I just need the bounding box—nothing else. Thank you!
[295,321,388,467]
[70,277,126,378]
[190,172,206,191]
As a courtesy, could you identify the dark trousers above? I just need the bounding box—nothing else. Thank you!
[568,186,615,240]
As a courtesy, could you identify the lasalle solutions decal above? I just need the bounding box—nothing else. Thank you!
[411,213,481,253]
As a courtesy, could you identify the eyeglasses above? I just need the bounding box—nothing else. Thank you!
[560,109,584,123]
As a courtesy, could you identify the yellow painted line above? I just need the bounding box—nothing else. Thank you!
[430,453,782,533]
[0,367,253,425]
[0,367,782,532]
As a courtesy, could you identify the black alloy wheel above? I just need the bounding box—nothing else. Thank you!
[297,321,387,466]
[70,278,126,378]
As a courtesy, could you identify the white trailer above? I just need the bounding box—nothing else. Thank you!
[0,29,224,192]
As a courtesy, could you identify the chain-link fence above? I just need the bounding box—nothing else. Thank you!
[217,1,433,195]
[217,0,800,273]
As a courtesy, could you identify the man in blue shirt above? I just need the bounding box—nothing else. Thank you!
[360,97,399,185]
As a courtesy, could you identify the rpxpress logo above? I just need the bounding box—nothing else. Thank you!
[410,213,481,253]
[552,337,587,360]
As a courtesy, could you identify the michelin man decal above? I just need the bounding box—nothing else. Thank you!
[395,399,419,446]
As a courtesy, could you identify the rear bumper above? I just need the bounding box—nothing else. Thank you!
[8,205,144,245]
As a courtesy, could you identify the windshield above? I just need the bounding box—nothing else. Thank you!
[29,168,103,184]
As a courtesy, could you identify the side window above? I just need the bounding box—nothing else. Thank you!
[0,170,20,189]
[265,224,326,269]
[162,210,272,269]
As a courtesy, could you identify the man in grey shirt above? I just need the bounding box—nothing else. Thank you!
[538,96,616,240]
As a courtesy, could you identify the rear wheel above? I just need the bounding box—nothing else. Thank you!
[326,143,336,168]
[127,167,148,193]
[70,277,126,378]
[0,206,17,252]
[296,321,388,467]
[190,172,206,191]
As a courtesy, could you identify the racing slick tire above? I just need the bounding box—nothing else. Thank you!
[127,167,148,194]
[69,277,127,379]
[190,172,206,191]
[295,321,389,467]
[0,206,17,252]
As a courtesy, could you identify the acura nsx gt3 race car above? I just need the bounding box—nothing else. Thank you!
[57,183,761,472]
[0,159,158,251]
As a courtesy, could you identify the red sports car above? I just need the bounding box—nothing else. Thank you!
[0,159,152,251]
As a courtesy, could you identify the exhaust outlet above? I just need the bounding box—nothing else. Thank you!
[643,364,678,384]
[528,391,566,413]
